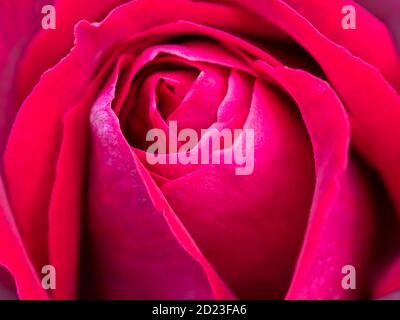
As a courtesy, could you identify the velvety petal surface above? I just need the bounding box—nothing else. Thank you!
[161,78,317,299]
[0,0,53,160]
[80,69,231,299]
[231,0,400,295]
[0,175,47,299]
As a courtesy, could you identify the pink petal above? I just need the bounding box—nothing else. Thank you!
[0,266,17,300]
[234,0,400,294]
[161,79,316,299]
[167,63,228,134]
[81,70,230,299]
[286,157,384,299]
[354,0,400,51]
[4,0,271,297]
[281,0,400,91]
[0,175,48,299]
[374,254,400,298]
[16,0,131,101]
[0,0,53,158]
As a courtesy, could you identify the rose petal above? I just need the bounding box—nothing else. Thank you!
[0,0,53,160]
[80,71,229,299]
[4,31,118,274]
[46,55,134,299]
[16,0,131,101]
[374,254,400,298]
[134,68,253,182]
[234,0,400,294]
[0,266,17,300]
[254,62,351,298]
[161,79,316,299]
[167,62,228,134]
[286,156,384,299]
[281,0,400,91]
[354,0,400,52]
[0,174,47,299]
[4,0,240,280]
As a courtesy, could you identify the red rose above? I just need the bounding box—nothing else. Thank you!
[0,0,399,300]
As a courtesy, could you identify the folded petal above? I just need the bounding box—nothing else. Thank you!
[4,0,275,295]
[233,0,400,294]
[80,70,229,299]
[162,78,316,299]
[286,156,387,299]
[354,0,400,52]
[0,174,47,299]
[16,0,131,101]
[0,0,53,160]
[281,0,400,91]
